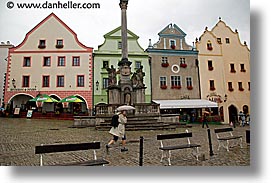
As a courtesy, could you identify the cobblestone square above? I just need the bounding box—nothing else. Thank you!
[0,118,250,166]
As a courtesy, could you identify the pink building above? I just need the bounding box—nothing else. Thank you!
[4,13,93,115]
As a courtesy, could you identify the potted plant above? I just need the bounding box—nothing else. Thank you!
[180,63,187,68]
[210,87,216,91]
[208,66,214,71]
[160,85,167,89]
[161,63,169,67]
[207,46,213,51]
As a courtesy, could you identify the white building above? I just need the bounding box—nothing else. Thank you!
[4,13,93,114]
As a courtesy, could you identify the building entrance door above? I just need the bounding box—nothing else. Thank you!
[228,105,238,124]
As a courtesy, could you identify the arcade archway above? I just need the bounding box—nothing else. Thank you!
[8,94,35,112]
[228,105,238,124]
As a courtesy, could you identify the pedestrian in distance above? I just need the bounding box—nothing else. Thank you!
[106,110,128,152]
[202,112,209,128]
[239,111,246,127]
[246,114,250,125]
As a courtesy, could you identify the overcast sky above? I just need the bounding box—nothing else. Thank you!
[0,0,250,50]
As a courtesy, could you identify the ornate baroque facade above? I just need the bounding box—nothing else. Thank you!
[4,13,93,113]
[196,18,250,124]
[93,27,150,106]
[147,23,200,100]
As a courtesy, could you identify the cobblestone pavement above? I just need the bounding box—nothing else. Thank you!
[0,118,250,166]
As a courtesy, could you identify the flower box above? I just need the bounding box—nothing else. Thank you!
[208,66,214,71]
[56,44,64,49]
[171,45,176,49]
[228,88,234,92]
[180,63,187,68]
[210,87,216,91]
[161,63,169,67]
[207,46,213,51]
[239,88,244,91]
[171,85,181,89]
[240,69,246,72]
[38,45,46,49]
[187,86,193,90]
[160,85,167,89]
[230,70,236,73]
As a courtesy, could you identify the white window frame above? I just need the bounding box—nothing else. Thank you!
[169,39,176,47]
[171,75,181,87]
[186,77,193,87]
[160,76,167,87]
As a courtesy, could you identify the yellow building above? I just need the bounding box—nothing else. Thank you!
[196,18,250,124]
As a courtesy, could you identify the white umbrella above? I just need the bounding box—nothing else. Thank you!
[116,105,135,111]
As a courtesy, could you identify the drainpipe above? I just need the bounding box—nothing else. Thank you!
[196,58,201,99]
[149,56,152,102]
[92,53,95,116]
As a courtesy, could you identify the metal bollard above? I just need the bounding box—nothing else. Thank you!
[139,136,144,166]
[246,130,250,144]
[207,128,214,156]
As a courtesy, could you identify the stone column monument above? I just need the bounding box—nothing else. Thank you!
[108,0,146,105]
[118,0,133,105]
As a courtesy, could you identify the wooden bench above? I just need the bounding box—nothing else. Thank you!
[35,142,109,166]
[157,130,201,166]
[214,127,243,151]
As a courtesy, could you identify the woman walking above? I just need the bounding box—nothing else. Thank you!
[106,110,128,152]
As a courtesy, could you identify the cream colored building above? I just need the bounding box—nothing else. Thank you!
[196,18,250,124]
[4,13,93,113]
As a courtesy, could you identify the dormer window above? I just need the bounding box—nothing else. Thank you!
[207,40,213,50]
[38,40,46,49]
[56,39,64,48]
[170,40,176,49]
[225,38,230,44]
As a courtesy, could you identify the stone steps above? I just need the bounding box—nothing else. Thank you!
[96,120,176,131]
[95,114,179,131]
[96,124,176,131]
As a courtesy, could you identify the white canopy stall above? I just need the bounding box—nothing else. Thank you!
[152,99,218,109]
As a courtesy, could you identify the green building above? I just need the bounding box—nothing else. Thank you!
[93,26,150,107]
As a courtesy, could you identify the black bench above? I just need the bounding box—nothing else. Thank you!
[157,130,201,166]
[35,142,109,166]
[214,127,243,151]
